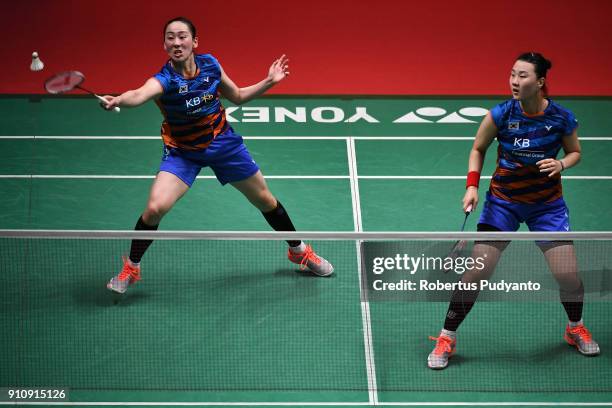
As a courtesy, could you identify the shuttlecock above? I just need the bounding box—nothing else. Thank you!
[30,51,44,72]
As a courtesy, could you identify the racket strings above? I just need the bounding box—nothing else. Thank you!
[44,71,85,94]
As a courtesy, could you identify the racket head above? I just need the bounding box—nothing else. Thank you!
[44,71,85,94]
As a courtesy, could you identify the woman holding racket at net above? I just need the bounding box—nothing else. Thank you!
[100,17,333,294]
[427,52,600,369]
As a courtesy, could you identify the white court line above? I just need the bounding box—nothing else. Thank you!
[1,136,612,141]
[1,175,611,180]
[359,176,612,180]
[0,136,346,140]
[0,175,349,179]
[244,136,349,140]
[356,137,612,141]
[0,136,159,140]
[1,401,612,406]
[0,175,155,179]
[347,137,379,405]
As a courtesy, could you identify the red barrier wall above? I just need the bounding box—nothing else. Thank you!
[4,0,612,95]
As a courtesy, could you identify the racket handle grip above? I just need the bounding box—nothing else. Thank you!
[95,94,121,113]
[465,204,473,214]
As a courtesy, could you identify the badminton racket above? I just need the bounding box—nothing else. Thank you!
[44,71,120,113]
[443,204,472,273]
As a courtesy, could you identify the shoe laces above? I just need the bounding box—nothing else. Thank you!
[429,335,454,355]
[296,245,321,270]
[569,324,592,342]
[118,256,141,282]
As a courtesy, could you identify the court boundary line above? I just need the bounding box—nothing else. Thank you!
[1,136,612,141]
[1,175,611,180]
[2,401,612,406]
[0,175,349,179]
[359,176,612,180]
[347,137,379,405]
[2,230,611,240]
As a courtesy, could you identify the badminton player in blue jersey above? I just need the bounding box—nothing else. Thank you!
[427,52,600,369]
[100,17,333,294]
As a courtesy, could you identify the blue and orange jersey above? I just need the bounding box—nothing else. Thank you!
[153,54,228,150]
[488,98,578,204]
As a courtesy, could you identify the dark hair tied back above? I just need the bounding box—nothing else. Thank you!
[516,51,552,79]
[164,17,197,38]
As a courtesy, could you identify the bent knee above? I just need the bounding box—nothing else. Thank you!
[144,201,171,221]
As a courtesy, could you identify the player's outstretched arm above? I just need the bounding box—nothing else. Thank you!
[100,78,164,110]
[219,55,290,105]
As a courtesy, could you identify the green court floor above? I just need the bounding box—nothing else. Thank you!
[0,96,611,407]
[1,138,610,231]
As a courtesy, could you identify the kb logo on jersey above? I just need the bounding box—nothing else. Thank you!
[513,138,530,148]
[186,94,214,108]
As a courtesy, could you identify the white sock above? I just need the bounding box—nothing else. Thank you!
[440,328,456,339]
[289,242,306,254]
[569,319,583,328]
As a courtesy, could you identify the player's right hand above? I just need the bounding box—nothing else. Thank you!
[462,187,478,213]
[99,95,117,111]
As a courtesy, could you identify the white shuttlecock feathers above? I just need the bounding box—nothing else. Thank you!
[30,51,44,72]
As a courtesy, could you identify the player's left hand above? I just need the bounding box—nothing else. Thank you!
[537,158,563,177]
[268,54,290,83]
